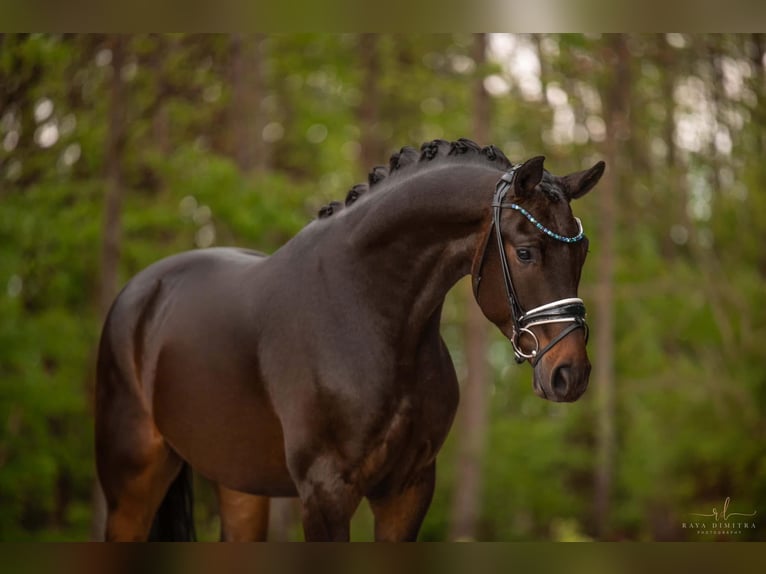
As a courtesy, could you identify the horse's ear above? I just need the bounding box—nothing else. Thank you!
[513,156,545,199]
[561,161,605,200]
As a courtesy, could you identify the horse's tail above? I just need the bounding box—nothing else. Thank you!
[148,462,196,541]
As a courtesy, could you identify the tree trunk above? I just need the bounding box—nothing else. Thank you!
[150,35,171,157]
[358,34,382,173]
[449,33,491,541]
[593,34,629,539]
[91,34,128,540]
[750,34,765,155]
[229,34,267,173]
[98,36,127,319]
[656,33,683,260]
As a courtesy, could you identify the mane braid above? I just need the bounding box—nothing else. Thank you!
[368,165,389,186]
[345,183,369,207]
[448,138,482,155]
[316,138,513,220]
[389,146,419,172]
[317,200,344,219]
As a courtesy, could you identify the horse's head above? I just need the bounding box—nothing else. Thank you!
[472,156,605,402]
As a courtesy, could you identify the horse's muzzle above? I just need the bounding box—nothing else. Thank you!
[534,360,591,402]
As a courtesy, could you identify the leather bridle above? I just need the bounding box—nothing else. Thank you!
[472,166,589,365]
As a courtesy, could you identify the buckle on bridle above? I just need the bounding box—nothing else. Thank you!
[512,327,539,364]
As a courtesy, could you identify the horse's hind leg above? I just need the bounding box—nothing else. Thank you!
[367,463,435,542]
[216,485,270,541]
[97,413,183,541]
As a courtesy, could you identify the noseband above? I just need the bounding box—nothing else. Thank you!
[473,166,589,365]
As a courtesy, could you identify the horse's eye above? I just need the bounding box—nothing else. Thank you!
[516,248,533,261]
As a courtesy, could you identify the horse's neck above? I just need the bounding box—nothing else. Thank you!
[351,163,496,245]
[343,163,500,348]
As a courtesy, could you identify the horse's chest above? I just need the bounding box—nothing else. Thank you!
[360,369,459,495]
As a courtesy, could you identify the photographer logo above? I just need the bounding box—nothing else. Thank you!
[682,496,757,536]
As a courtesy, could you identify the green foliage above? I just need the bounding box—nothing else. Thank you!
[0,33,764,541]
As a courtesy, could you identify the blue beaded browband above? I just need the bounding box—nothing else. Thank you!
[506,203,585,243]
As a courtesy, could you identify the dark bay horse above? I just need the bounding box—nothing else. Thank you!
[95,139,604,541]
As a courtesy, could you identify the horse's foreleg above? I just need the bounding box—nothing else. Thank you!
[293,455,362,542]
[367,463,435,542]
[216,485,270,541]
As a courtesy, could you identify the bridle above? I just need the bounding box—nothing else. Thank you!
[473,166,589,365]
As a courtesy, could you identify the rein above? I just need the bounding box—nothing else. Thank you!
[474,167,589,365]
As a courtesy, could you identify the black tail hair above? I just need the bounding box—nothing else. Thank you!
[148,462,196,541]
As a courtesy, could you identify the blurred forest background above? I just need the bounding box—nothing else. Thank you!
[0,33,764,541]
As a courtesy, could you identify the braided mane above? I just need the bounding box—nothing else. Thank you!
[316,138,512,219]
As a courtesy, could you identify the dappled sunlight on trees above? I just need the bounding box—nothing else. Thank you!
[0,34,764,541]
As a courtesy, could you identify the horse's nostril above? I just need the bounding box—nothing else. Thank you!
[552,365,571,397]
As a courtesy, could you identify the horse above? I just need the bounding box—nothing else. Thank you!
[95,138,605,541]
